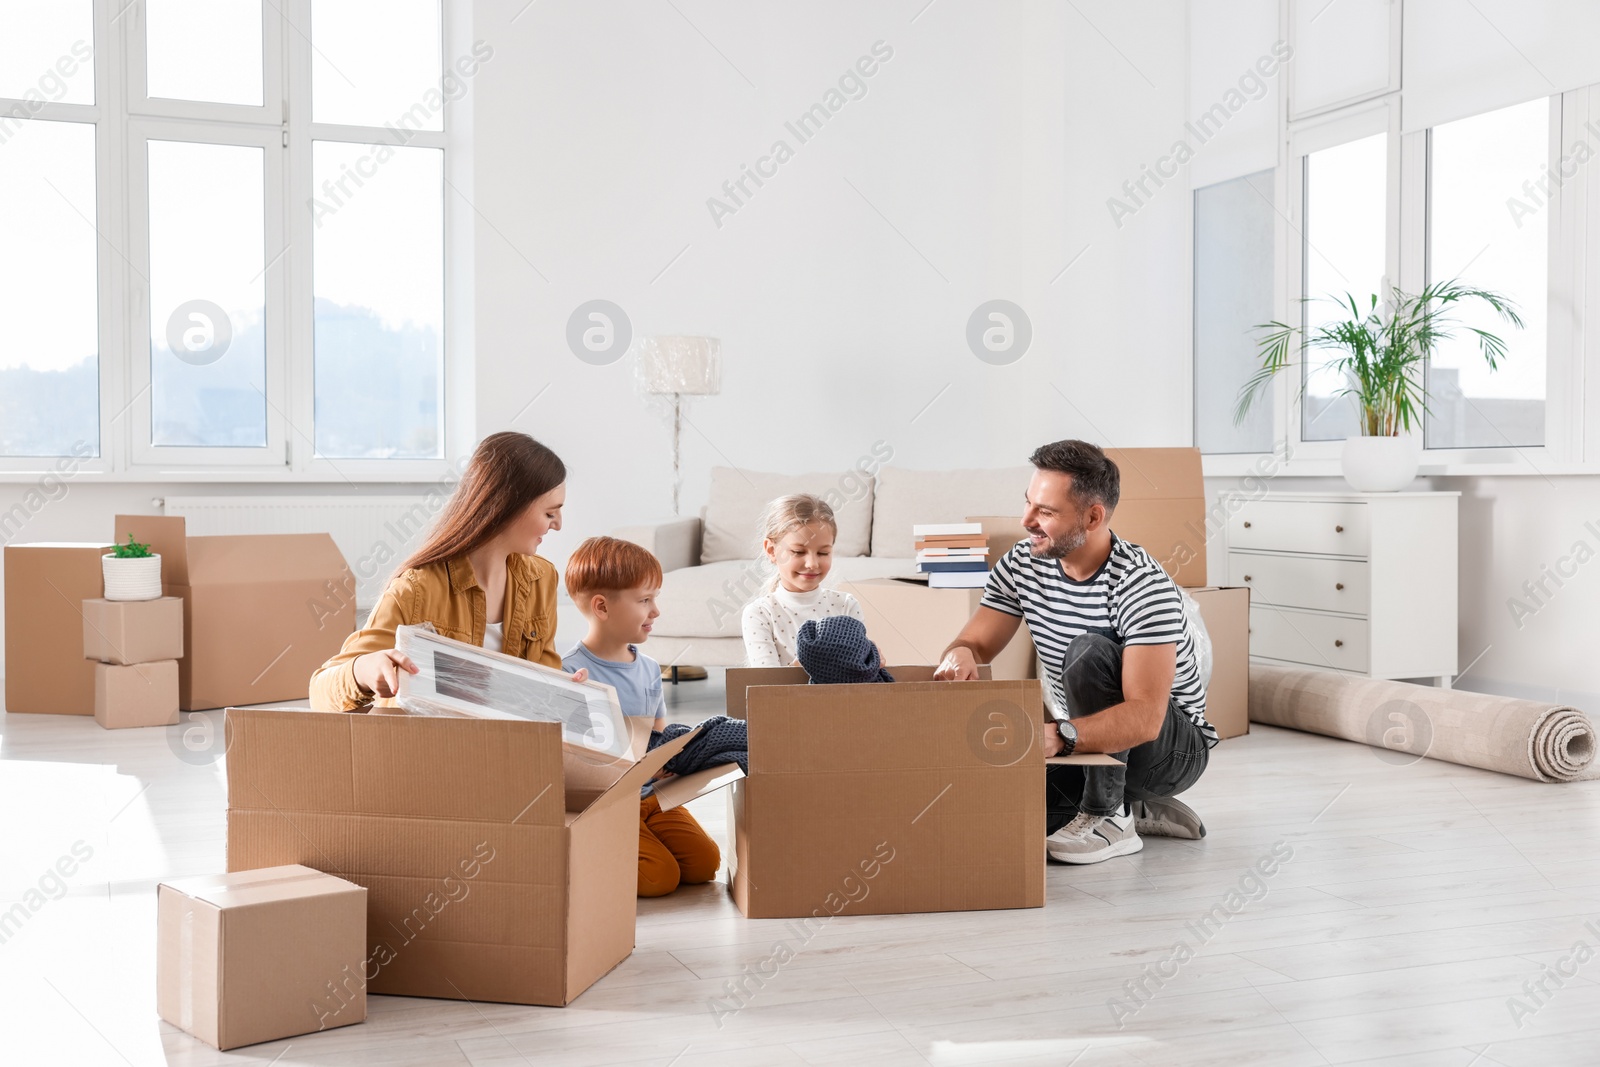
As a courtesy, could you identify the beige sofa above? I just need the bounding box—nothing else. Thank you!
[615,464,1033,668]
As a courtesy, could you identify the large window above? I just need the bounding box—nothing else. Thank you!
[0,1,450,470]
[1301,132,1388,442]
[1426,98,1549,449]
[1194,170,1276,455]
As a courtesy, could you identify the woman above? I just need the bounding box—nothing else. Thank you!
[309,431,586,711]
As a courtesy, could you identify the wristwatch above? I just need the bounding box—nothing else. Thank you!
[1056,719,1078,756]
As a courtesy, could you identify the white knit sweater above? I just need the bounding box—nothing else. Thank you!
[740,585,864,667]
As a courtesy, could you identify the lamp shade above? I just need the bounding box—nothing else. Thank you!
[636,336,721,396]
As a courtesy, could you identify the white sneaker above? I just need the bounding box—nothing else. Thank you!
[1130,796,1206,840]
[1046,811,1143,865]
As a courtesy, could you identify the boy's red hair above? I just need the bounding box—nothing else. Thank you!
[564,536,663,599]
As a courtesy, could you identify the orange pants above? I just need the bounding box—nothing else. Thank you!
[638,793,720,897]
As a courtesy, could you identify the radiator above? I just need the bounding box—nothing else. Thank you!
[158,496,440,611]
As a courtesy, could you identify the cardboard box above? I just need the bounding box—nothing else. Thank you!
[116,515,355,711]
[224,706,696,1006]
[82,596,184,665]
[157,864,367,1050]
[1190,586,1250,740]
[94,660,180,729]
[4,542,111,715]
[1103,447,1208,587]
[723,665,1045,919]
[840,578,1036,681]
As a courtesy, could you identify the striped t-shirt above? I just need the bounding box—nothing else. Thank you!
[981,535,1215,741]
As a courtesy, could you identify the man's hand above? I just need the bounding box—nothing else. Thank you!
[1040,722,1065,757]
[934,645,980,680]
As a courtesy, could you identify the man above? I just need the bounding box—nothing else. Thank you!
[934,439,1215,865]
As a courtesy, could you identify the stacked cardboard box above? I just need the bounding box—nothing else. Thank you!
[83,595,183,729]
[4,542,110,715]
[913,522,990,588]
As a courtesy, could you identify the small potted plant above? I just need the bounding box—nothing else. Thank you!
[103,534,163,601]
[1236,280,1523,491]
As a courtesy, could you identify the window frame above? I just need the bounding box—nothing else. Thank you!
[0,0,464,482]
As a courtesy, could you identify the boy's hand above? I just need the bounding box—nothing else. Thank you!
[354,649,418,698]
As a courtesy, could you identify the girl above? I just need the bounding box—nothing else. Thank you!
[309,431,587,711]
[739,493,863,667]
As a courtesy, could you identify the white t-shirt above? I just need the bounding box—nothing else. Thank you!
[481,621,504,654]
[740,585,864,667]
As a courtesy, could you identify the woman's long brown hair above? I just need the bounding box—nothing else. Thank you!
[399,432,567,574]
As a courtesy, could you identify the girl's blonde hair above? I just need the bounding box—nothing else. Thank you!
[758,494,838,592]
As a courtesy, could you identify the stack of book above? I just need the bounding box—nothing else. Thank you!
[913,522,990,588]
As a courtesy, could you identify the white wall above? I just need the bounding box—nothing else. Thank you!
[0,1,1196,684]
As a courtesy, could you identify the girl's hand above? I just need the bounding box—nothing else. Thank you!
[353,649,419,698]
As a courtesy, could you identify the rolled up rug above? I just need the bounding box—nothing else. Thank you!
[1249,663,1599,783]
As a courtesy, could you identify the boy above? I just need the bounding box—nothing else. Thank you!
[562,536,721,897]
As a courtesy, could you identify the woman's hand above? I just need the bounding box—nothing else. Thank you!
[353,649,419,698]
[569,667,588,684]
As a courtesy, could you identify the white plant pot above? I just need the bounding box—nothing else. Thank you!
[1340,435,1420,492]
[102,553,163,601]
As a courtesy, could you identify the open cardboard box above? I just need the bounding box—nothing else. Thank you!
[225,706,699,1007]
[722,664,1060,920]
[118,514,355,711]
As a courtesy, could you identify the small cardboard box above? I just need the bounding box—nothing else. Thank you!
[117,515,355,711]
[1190,586,1250,740]
[224,706,696,1006]
[83,596,184,665]
[840,578,1036,681]
[4,542,111,715]
[157,864,367,1050]
[94,660,180,729]
[723,665,1045,919]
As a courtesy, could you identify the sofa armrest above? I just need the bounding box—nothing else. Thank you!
[614,517,702,573]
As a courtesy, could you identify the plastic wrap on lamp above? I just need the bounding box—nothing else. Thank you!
[635,336,722,396]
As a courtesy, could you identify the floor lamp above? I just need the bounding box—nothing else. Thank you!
[637,335,721,682]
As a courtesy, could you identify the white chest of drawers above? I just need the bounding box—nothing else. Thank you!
[1221,491,1459,684]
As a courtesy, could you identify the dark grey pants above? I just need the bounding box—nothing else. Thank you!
[1046,632,1210,831]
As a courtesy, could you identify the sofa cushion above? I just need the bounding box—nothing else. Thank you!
[870,465,1033,558]
[701,467,874,564]
[654,556,916,639]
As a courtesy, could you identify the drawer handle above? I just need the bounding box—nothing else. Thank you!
[1335,582,1345,591]
[1243,521,1252,529]
[1335,525,1344,533]
[1334,639,1344,648]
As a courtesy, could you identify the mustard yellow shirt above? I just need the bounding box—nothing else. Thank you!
[309,553,561,712]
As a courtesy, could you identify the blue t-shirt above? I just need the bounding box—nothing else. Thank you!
[561,642,665,721]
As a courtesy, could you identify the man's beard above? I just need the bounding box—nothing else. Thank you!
[1028,520,1088,559]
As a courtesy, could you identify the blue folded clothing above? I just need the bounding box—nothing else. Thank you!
[649,714,748,776]
[795,615,894,684]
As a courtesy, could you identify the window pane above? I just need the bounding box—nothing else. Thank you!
[148,141,267,448]
[0,119,99,456]
[0,1,94,105]
[1426,98,1548,449]
[312,0,442,129]
[145,0,262,106]
[1303,133,1386,441]
[1196,170,1276,454]
[312,141,442,459]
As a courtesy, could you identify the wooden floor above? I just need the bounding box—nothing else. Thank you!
[5,671,1600,1066]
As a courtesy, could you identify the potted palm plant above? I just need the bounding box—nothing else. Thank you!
[103,534,163,601]
[1236,280,1523,491]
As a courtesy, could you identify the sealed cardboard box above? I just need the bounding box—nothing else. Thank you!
[1103,447,1208,587]
[82,596,184,665]
[4,542,110,715]
[94,660,180,729]
[116,515,355,711]
[840,578,1036,680]
[157,864,367,1050]
[724,665,1045,919]
[225,706,696,1007]
[1190,586,1250,740]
